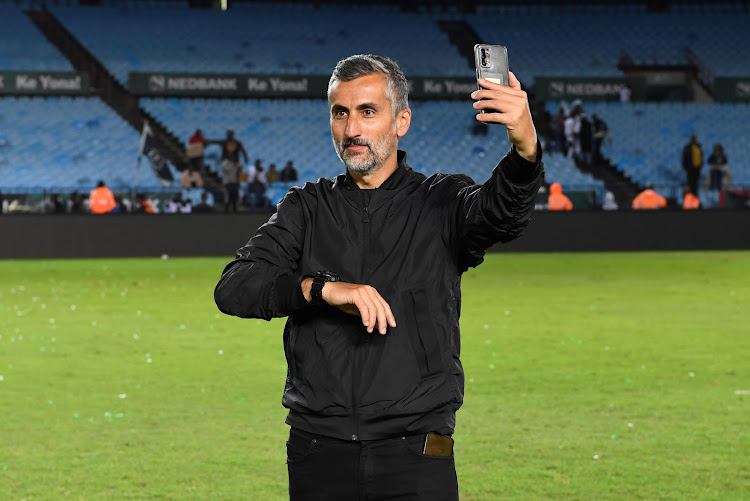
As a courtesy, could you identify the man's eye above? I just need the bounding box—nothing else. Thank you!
[363,109,375,116]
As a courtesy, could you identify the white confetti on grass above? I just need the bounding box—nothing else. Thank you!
[593,455,600,460]
[0,375,4,382]
[689,372,695,377]
[735,390,750,395]
[119,394,127,399]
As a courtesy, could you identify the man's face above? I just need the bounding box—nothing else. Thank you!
[329,73,408,176]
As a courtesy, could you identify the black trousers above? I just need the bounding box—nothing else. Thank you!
[287,427,459,501]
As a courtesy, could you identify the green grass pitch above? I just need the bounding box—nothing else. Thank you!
[1,252,748,500]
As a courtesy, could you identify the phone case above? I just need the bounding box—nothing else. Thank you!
[474,44,509,87]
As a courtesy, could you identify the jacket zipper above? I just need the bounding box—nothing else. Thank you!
[352,193,371,440]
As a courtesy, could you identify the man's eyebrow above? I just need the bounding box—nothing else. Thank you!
[356,102,380,110]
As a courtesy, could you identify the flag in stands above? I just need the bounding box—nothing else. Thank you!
[139,121,173,187]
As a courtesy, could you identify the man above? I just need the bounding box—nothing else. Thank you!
[682,187,700,210]
[89,180,116,214]
[591,113,609,163]
[214,54,543,500]
[186,129,206,175]
[179,166,204,189]
[681,134,703,195]
[632,183,667,210]
[547,182,573,211]
[280,160,298,183]
[207,130,249,212]
[192,192,214,213]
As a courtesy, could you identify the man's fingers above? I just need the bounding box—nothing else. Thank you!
[326,282,396,334]
[357,287,394,334]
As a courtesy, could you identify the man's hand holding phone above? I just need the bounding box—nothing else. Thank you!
[472,72,538,162]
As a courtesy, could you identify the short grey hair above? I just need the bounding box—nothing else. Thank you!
[327,54,409,116]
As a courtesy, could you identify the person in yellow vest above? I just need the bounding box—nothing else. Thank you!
[548,182,573,211]
[682,187,700,210]
[632,183,667,210]
[681,134,703,195]
[89,180,116,214]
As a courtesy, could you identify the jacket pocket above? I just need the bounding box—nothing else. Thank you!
[405,288,445,379]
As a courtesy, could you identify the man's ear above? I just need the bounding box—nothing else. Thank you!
[396,107,412,138]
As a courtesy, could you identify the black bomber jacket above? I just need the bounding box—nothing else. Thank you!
[215,146,544,441]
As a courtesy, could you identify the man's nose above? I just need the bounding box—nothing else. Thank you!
[345,116,361,138]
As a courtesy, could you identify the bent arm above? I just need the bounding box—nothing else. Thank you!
[214,190,307,319]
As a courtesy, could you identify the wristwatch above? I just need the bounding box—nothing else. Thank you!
[310,271,339,305]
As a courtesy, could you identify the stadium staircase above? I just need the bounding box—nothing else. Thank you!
[437,20,482,69]
[575,155,640,209]
[25,8,216,184]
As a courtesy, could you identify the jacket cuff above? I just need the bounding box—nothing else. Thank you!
[504,139,543,184]
[273,273,308,314]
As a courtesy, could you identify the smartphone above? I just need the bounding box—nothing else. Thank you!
[474,44,509,88]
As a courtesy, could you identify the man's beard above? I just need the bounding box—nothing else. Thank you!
[333,129,397,176]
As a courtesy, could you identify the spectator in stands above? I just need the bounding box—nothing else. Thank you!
[591,114,610,163]
[579,112,593,166]
[681,134,703,195]
[632,183,667,210]
[244,170,270,210]
[193,192,214,213]
[602,191,618,211]
[166,193,192,213]
[266,163,280,184]
[111,194,131,214]
[564,105,582,159]
[682,187,700,210]
[180,166,204,189]
[68,191,85,214]
[247,159,267,184]
[207,130,249,213]
[705,143,732,191]
[89,181,116,215]
[134,193,155,214]
[548,106,566,154]
[46,194,66,214]
[620,84,632,103]
[547,182,573,211]
[187,129,206,175]
[280,160,298,183]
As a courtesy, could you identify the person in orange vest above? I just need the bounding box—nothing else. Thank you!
[632,183,667,210]
[89,180,116,214]
[682,187,700,210]
[548,182,573,211]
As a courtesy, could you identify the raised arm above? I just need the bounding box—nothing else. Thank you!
[452,72,544,269]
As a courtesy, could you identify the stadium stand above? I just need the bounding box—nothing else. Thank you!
[141,97,604,201]
[0,4,72,71]
[467,10,750,85]
[1,1,747,212]
[546,101,750,206]
[52,3,469,86]
[0,97,175,193]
